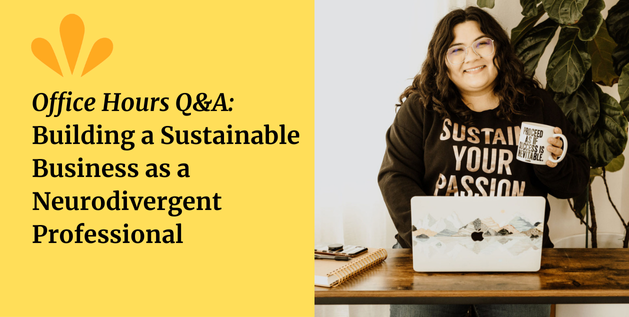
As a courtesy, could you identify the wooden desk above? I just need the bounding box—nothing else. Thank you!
[315,248,629,305]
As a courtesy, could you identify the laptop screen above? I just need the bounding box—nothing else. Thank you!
[411,196,546,272]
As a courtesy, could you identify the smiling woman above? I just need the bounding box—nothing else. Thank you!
[378,6,590,317]
[445,21,499,109]
[395,6,547,126]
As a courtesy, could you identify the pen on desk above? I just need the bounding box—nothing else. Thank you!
[315,254,351,261]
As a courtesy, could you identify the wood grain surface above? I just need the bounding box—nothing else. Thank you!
[315,248,629,304]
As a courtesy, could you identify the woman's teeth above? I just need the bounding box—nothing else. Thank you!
[465,66,485,72]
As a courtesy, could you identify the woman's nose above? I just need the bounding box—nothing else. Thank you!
[464,46,481,63]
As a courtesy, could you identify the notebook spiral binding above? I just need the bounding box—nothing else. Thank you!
[329,249,388,287]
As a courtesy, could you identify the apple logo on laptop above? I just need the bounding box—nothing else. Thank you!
[471,231,484,242]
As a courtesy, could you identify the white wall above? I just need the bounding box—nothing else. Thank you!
[315,0,452,249]
[316,2,459,316]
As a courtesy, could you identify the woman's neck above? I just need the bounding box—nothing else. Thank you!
[461,90,500,112]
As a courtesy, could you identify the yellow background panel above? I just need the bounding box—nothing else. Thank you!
[0,1,313,316]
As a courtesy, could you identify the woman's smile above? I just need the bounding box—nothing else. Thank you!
[463,65,486,73]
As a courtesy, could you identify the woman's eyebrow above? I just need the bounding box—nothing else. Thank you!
[449,35,488,48]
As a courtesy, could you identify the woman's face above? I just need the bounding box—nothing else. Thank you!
[445,21,498,96]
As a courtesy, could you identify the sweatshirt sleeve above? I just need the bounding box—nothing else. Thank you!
[532,90,590,198]
[378,94,428,248]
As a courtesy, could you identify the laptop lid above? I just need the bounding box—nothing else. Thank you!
[411,196,546,272]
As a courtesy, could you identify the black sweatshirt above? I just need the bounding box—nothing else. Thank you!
[378,89,589,248]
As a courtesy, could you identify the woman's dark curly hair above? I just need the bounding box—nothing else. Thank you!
[399,7,541,124]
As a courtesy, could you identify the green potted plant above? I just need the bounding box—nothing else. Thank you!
[480,0,629,247]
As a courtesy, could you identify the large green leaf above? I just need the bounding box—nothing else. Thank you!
[607,0,629,75]
[511,5,546,48]
[612,44,629,76]
[606,0,629,45]
[521,0,542,17]
[605,154,625,172]
[580,87,629,167]
[514,19,559,76]
[564,0,605,41]
[477,0,495,9]
[588,22,618,86]
[552,76,600,142]
[543,0,587,25]
[547,28,591,94]
[619,63,629,118]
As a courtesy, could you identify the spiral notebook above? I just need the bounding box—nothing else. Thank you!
[314,248,388,287]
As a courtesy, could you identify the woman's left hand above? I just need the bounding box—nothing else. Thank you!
[546,127,564,168]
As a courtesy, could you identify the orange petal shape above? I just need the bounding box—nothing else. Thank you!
[82,38,113,76]
[32,38,63,76]
[60,14,84,74]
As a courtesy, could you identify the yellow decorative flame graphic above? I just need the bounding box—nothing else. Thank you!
[32,14,113,77]
[60,14,84,74]
[83,38,113,76]
[31,38,62,76]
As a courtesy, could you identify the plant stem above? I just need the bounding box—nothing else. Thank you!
[567,198,589,228]
[588,182,598,248]
[601,168,629,248]
[602,168,627,225]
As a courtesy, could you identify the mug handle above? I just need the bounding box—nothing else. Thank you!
[548,134,568,163]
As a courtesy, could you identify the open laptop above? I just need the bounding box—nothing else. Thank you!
[411,196,546,272]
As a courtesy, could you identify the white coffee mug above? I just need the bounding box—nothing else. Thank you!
[516,121,568,165]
